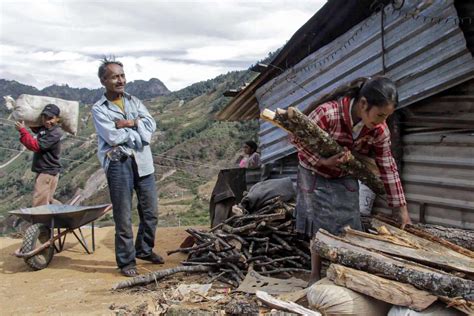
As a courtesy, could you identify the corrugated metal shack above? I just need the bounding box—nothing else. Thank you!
[218,0,474,229]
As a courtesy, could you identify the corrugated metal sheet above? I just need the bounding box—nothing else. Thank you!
[373,131,474,229]
[216,0,376,121]
[373,79,474,229]
[255,0,474,164]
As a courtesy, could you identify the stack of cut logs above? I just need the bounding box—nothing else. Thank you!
[167,197,311,287]
[313,216,474,314]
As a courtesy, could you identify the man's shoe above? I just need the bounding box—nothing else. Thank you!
[136,252,165,264]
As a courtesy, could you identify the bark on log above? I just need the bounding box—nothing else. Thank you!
[113,265,212,290]
[326,264,437,311]
[256,290,322,316]
[261,108,385,195]
[413,224,474,253]
[313,229,474,300]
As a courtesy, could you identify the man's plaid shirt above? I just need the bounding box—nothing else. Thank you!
[291,97,406,208]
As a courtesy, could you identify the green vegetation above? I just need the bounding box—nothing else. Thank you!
[0,67,260,228]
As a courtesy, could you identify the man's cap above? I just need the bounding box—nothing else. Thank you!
[41,104,60,117]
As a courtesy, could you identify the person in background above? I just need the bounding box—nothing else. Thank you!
[237,140,261,169]
[15,104,63,207]
[291,76,412,285]
[91,57,163,277]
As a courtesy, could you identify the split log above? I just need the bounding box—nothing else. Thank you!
[313,229,474,300]
[375,214,474,257]
[342,220,474,275]
[413,224,474,253]
[113,265,212,290]
[326,264,437,311]
[261,108,385,195]
[256,290,322,316]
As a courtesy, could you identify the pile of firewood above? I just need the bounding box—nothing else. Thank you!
[312,216,474,314]
[167,197,310,287]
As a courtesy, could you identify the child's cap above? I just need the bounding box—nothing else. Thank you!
[41,104,60,117]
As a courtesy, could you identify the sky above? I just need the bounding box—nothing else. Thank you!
[0,0,325,91]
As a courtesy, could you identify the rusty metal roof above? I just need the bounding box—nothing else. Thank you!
[216,0,377,121]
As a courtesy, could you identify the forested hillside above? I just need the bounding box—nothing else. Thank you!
[0,69,260,228]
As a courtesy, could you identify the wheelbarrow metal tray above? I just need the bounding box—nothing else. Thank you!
[9,204,111,229]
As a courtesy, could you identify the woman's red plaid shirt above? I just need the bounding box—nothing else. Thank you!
[291,97,406,208]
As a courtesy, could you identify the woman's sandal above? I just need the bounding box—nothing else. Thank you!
[120,266,139,277]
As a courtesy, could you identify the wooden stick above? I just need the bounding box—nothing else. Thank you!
[113,265,212,290]
[256,290,321,316]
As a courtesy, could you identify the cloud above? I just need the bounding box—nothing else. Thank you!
[0,0,324,90]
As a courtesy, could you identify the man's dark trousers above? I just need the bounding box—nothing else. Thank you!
[106,156,158,269]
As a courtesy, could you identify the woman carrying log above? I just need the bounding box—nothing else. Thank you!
[290,76,412,284]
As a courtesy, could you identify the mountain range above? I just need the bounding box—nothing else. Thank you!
[0,77,170,107]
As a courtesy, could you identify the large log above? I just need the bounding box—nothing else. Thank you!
[313,229,474,300]
[342,219,474,275]
[326,264,437,311]
[261,108,385,195]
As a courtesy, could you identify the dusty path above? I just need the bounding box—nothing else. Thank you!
[0,226,198,315]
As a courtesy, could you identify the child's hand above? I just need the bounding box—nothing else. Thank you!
[15,121,25,131]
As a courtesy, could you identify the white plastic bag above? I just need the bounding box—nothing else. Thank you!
[359,181,376,216]
[388,303,463,316]
[307,278,391,316]
[10,94,79,134]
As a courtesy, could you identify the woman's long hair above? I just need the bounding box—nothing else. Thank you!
[303,76,398,115]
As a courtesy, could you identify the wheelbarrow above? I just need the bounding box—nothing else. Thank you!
[9,203,112,270]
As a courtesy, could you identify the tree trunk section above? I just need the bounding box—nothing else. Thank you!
[326,264,437,311]
[313,229,474,300]
[261,108,385,195]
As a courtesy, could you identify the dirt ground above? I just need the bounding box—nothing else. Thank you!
[0,226,211,315]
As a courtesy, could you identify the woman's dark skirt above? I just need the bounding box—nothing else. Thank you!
[295,165,362,238]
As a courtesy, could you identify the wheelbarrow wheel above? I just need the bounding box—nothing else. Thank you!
[21,223,54,270]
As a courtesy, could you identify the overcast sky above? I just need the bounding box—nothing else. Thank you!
[0,0,324,91]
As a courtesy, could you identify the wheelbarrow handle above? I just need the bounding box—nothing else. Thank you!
[13,228,71,259]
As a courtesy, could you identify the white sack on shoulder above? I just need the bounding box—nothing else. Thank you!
[11,94,79,135]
